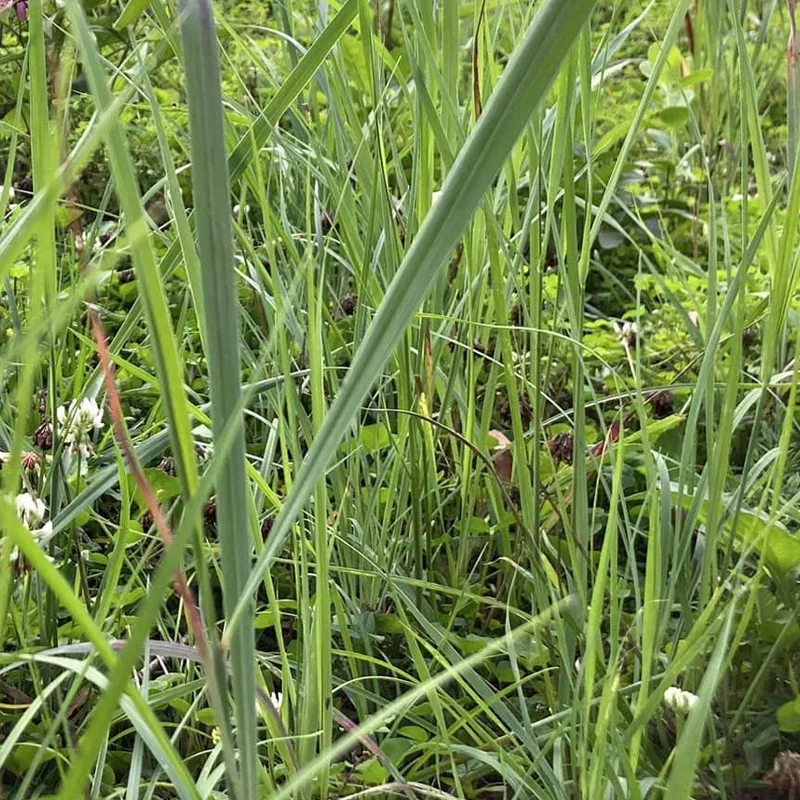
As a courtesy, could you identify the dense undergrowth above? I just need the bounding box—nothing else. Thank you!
[2,0,800,797]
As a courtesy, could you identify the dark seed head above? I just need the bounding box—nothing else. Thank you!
[157,456,177,477]
[320,211,336,234]
[473,339,496,359]
[498,392,532,427]
[14,175,32,195]
[21,451,40,471]
[548,431,575,465]
[764,751,800,793]
[742,327,758,349]
[339,293,358,317]
[204,497,217,527]
[649,390,674,419]
[33,422,53,451]
[261,517,274,538]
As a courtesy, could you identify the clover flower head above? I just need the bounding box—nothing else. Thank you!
[57,397,104,458]
[15,492,45,529]
[663,686,699,714]
[616,320,638,349]
[14,492,52,540]
[20,451,41,471]
[7,492,52,574]
[269,692,283,713]
[0,0,28,22]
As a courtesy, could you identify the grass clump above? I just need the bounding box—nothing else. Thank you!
[2,0,800,798]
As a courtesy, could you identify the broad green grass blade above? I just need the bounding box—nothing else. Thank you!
[226,0,599,638]
[179,0,259,796]
[52,1,221,794]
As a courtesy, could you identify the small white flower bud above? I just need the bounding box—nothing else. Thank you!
[664,686,699,714]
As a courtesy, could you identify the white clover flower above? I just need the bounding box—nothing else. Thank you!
[15,492,45,530]
[269,692,283,713]
[594,366,613,384]
[34,521,53,540]
[57,397,104,458]
[664,686,699,714]
[13,492,52,542]
[616,321,638,349]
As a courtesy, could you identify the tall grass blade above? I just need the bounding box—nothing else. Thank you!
[179,0,258,795]
[665,606,736,799]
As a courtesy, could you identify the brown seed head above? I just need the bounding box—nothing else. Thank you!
[339,293,358,317]
[33,422,53,451]
[649,390,674,419]
[548,432,575,465]
[204,497,217,527]
[21,451,41,471]
[764,751,800,794]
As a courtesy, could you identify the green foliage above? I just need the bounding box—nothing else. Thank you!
[2,0,800,798]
